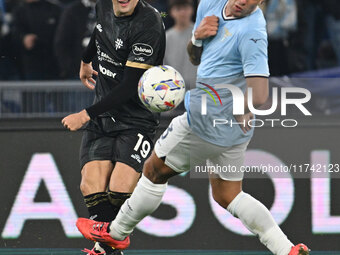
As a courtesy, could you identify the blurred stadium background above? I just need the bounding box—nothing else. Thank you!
[1,0,340,254]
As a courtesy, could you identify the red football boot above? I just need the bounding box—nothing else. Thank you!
[82,242,124,255]
[288,243,310,255]
[76,218,130,250]
[82,247,105,255]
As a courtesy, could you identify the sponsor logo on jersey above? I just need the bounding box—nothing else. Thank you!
[96,41,123,66]
[99,64,117,79]
[132,43,153,56]
[96,24,103,32]
[98,51,123,66]
[115,38,124,50]
[134,57,146,62]
[250,38,262,43]
[98,51,112,62]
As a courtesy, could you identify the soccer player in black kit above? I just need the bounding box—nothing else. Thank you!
[62,0,165,254]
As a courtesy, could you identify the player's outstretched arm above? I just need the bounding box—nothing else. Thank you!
[187,15,219,65]
[85,66,146,119]
[62,67,145,131]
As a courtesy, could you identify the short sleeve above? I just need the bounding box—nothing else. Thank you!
[126,14,165,69]
[238,28,270,78]
[193,0,209,33]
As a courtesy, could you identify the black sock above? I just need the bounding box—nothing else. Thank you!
[94,191,131,253]
[108,190,132,220]
[83,192,114,222]
[84,191,130,253]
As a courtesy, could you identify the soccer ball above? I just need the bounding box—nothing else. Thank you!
[138,65,186,112]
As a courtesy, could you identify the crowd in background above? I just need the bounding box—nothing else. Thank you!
[0,0,339,82]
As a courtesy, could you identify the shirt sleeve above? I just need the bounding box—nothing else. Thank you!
[238,28,270,78]
[126,14,165,69]
[193,0,209,33]
[81,28,97,64]
[82,3,98,63]
[85,66,145,119]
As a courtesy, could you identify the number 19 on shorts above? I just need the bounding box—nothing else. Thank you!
[134,133,151,158]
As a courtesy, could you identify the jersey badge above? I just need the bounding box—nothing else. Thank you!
[221,28,232,41]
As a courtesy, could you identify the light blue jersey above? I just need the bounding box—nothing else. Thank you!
[185,0,269,147]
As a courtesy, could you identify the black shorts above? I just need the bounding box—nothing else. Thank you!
[80,117,155,172]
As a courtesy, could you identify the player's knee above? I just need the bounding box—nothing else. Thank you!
[80,169,101,195]
[212,191,239,209]
[80,180,90,195]
[143,154,171,184]
[143,159,165,184]
[212,192,229,209]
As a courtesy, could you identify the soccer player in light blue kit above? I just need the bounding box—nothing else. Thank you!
[76,0,309,254]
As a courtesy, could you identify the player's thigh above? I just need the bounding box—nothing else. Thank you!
[207,140,250,182]
[156,113,232,174]
[79,126,116,195]
[207,141,249,208]
[109,131,154,192]
[113,131,154,172]
[109,162,141,193]
[80,160,114,196]
[155,113,195,173]
[143,151,179,184]
[79,125,115,173]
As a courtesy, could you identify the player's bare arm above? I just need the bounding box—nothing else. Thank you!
[79,28,97,90]
[187,15,219,65]
[195,15,219,39]
[62,109,90,131]
[62,27,97,131]
[187,42,203,66]
[235,77,269,133]
[80,61,98,90]
[245,77,269,109]
[62,60,97,131]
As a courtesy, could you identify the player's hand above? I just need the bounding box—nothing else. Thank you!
[194,15,219,40]
[234,112,254,133]
[23,34,37,50]
[62,110,90,131]
[80,61,98,90]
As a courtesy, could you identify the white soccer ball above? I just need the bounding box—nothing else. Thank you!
[138,65,186,112]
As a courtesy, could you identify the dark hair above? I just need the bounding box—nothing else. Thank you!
[168,0,194,10]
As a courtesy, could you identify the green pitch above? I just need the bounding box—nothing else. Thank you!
[0,249,339,255]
